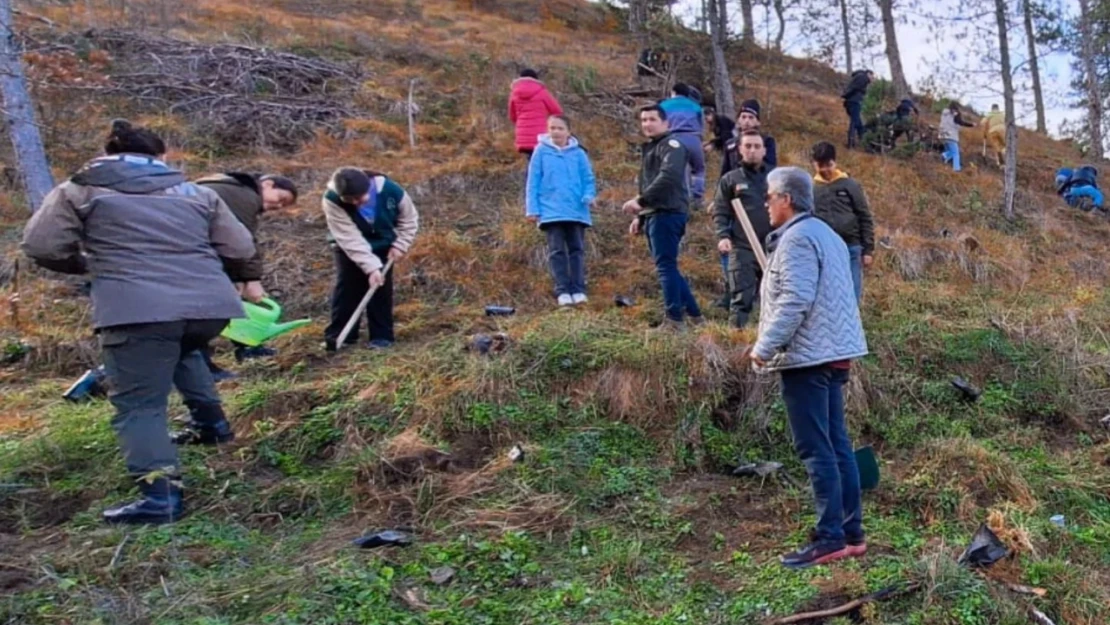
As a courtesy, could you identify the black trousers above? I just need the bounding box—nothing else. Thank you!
[729,245,764,328]
[324,247,394,345]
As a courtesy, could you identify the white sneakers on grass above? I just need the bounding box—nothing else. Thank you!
[557,294,588,307]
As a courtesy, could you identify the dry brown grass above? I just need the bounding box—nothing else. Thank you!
[903,439,1037,523]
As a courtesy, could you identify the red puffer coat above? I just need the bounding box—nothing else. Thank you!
[508,77,563,153]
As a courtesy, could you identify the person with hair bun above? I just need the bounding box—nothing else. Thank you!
[21,119,255,525]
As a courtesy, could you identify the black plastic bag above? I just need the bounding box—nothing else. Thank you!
[352,530,414,549]
[958,523,1009,568]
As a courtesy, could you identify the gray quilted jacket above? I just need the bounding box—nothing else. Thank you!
[753,213,868,371]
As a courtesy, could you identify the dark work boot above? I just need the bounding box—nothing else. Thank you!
[103,477,184,525]
[171,402,235,446]
[233,344,277,362]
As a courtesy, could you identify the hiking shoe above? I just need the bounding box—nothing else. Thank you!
[103,478,183,526]
[572,293,588,305]
[171,421,235,446]
[210,369,238,383]
[367,339,394,350]
[234,345,277,362]
[688,315,706,327]
[557,294,574,307]
[714,295,730,310]
[779,540,850,570]
[846,534,868,558]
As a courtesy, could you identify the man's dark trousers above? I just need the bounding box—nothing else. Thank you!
[780,365,863,546]
[100,319,228,480]
[845,101,865,148]
[542,221,587,296]
[644,212,701,322]
[729,246,763,327]
[324,247,394,346]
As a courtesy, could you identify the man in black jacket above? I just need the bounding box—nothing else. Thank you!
[623,104,703,330]
[841,70,874,149]
[714,130,773,328]
[702,103,736,157]
[721,99,777,175]
[811,142,875,302]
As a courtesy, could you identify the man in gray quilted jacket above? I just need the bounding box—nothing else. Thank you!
[750,167,869,569]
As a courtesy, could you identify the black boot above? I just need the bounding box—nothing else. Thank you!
[233,344,277,362]
[103,476,184,525]
[171,402,235,446]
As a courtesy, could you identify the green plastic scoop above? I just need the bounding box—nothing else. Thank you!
[221,298,311,347]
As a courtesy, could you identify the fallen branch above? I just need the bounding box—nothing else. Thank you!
[769,582,921,625]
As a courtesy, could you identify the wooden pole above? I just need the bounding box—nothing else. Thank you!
[730,198,767,271]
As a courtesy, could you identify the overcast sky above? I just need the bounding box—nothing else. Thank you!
[663,0,1084,137]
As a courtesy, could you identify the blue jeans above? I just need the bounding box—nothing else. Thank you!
[844,101,864,147]
[780,365,863,545]
[943,140,961,172]
[542,221,587,296]
[672,132,706,201]
[644,212,701,321]
[847,245,863,303]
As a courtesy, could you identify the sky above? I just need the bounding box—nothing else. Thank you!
[662,0,1085,138]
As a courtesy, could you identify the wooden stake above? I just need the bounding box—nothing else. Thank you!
[731,198,768,271]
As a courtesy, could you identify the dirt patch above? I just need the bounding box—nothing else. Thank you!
[663,475,801,587]
[0,490,95,533]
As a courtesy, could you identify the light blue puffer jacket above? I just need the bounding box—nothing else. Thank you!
[525,134,596,226]
[753,213,868,371]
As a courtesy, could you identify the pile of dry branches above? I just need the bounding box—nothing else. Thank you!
[44,29,369,152]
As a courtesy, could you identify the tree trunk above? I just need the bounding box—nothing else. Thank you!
[740,0,755,43]
[877,0,910,99]
[708,0,737,119]
[1078,0,1104,157]
[773,0,786,52]
[628,0,650,33]
[995,0,1017,220]
[0,0,54,213]
[840,0,853,73]
[1022,0,1047,133]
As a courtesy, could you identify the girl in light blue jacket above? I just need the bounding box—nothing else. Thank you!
[526,115,597,306]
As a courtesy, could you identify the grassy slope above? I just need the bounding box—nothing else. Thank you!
[2,1,1110,623]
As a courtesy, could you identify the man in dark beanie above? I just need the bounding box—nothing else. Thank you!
[721,99,777,175]
[322,167,419,351]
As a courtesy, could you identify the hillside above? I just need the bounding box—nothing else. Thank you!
[2,1,1110,623]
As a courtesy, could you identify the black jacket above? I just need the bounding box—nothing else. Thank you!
[708,115,736,152]
[714,163,772,251]
[637,132,689,215]
[841,70,872,104]
[813,173,875,255]
[721,133,778,176]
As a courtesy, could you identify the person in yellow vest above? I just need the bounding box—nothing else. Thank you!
[982,104,1006,166]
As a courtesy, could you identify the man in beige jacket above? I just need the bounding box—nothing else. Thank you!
[322,168,419,351]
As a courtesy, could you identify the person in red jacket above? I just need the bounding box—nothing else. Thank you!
[509,69,564,159]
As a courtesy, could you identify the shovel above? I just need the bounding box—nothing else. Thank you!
[336,259,395,350]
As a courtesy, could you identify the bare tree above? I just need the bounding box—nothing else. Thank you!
[840,0,853,73]
[772,0,787,51]
[1021,0,1046,132]
[740,0,756,43]
[876,0,910,98]
[708,0,736,119]
[0,0,53,212]
[1077,0,1104,157]
[994,0,1017,219]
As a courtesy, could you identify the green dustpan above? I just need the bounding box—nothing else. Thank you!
[222,298,311,347]
[855,445,880,491]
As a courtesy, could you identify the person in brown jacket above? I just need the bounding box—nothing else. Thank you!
[194,173,298,373]
[322,168,419,351]
[21,120,255,525]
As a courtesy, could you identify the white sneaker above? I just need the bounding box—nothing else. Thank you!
[557,294,574,307]
[572,293,588,305]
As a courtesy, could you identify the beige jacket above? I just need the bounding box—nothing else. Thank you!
[322,175,418,275]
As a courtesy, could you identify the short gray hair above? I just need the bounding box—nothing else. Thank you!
[767,167,814,213]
